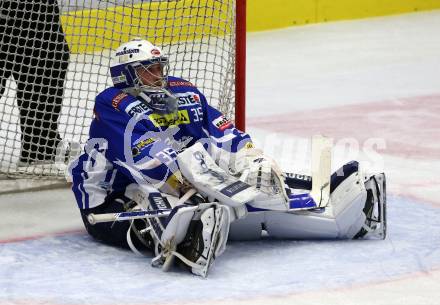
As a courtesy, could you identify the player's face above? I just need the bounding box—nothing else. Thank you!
[136,63,164,87]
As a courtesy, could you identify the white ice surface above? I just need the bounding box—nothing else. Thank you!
[246,10,440,116]
[1,10,440,305]
[0,196,439,305]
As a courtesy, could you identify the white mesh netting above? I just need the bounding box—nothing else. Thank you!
[0,0,237,178]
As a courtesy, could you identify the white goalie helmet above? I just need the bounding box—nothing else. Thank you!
[110,38,169,93]
[110,38,178,114]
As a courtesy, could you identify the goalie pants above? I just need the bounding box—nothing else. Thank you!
[0,0,70,163]
[79,192,151,250]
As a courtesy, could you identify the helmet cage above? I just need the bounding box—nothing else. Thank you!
[128,57,169,91]
[111,57,169,92]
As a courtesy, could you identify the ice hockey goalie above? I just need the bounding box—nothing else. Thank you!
[69,39,386,278]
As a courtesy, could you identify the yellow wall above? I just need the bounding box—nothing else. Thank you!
[247,0,440,31]
[60,0,440,53]
[61,0,232,53]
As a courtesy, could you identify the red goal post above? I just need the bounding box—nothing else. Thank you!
[235,0,246,132]
[0,0,246,179]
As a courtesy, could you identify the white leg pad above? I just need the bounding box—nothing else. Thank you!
[264,211,339,239]
[229,212,264,241]
[264,171,367,239]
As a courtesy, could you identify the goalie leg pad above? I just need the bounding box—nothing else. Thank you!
[150,203,230,277]
[177,204,230,277]
[229,212,264,241]
[264,170,386,240]
[264,211,340,239]
[264,171,365,239]
[148,204,199,268]
[263,195,366,239]
[353,172,387,239]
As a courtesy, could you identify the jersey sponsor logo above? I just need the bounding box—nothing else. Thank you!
[112,92,128,110]
[149,110,190,127]
[115,48,139,56]
[135,137,156,150]
[212,115,232,131]
[168,81,194,87]
[175,92,201,106]
[132,137,156,157]
[220,181,251,197]
[126,100,151,116]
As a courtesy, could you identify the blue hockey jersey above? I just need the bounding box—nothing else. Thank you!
[69,76,252,210]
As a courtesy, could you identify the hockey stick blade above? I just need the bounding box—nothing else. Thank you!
[310,135,332,208]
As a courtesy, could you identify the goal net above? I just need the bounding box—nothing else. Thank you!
[0,0,244,179]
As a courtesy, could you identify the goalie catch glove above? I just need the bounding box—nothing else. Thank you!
[148,202,230,277]
[234,148,290,209]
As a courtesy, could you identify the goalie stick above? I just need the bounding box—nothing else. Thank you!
[87,209,171,225]
[88,135,333,224]
[87,191,321,225]
[87,188,197,225]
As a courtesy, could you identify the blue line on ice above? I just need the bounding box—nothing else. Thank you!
[1,196,439,304]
